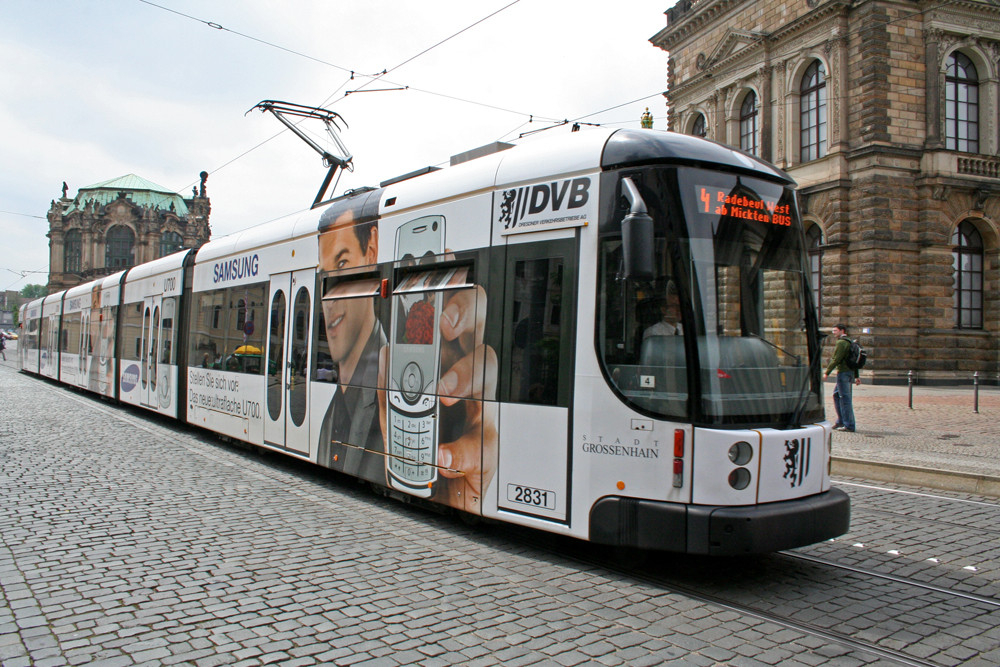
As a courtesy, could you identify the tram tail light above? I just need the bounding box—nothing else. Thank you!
[673,428,684,488]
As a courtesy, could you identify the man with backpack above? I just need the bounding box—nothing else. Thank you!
[824,323,861,432]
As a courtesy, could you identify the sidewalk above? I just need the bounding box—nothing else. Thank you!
[828,380,1000,496]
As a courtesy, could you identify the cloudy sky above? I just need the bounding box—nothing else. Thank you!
[0,1,671,294]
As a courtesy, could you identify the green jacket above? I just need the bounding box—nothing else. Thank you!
[826,335,859,378]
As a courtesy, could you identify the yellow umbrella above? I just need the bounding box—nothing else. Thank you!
[234,344,262,355]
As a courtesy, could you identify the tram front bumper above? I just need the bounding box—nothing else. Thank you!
[589,487,850,555]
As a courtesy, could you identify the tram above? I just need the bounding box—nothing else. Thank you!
[19,126,850,554]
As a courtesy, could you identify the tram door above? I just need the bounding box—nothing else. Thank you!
[264,270,313,454]
[139,296,162,408]
[79,307,91,388]
[495,238,577,523]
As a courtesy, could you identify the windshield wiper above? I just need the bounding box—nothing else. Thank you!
[788,332,827,428]
[748,333,801,366]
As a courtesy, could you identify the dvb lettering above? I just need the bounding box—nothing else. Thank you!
[500,177,590,229]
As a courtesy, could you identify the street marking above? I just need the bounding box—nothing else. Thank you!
[836,481,1000,508]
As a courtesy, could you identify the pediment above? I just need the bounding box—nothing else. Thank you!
[704,29,765,69]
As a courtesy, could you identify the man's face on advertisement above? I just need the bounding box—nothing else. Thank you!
[318,216,377,273]
[318,215,378,367]
[322,292,369,364]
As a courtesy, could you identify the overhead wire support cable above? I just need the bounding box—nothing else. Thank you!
[382,0,522,76]
[344,86,409,96]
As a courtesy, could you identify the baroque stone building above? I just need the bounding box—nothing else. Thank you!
[651,0,1000,383]
[47,173,211,293]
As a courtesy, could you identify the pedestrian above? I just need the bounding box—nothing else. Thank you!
[824,323,860,432]
[0,333,6,362]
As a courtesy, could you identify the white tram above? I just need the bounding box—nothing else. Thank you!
[19,128,849,554]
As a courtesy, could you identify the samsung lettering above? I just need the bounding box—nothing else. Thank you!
[213,254,259,283]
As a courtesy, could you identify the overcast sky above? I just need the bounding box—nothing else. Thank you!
[0,1,671,294]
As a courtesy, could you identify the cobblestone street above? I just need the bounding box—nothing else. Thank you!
[3,354,1000,666]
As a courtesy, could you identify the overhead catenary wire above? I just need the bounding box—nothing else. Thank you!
[130,0,666,236]
[142,0,553,195]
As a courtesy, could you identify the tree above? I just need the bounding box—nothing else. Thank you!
[19,284,46,299]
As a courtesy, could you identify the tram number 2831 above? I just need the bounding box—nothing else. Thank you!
[508,484,557,510]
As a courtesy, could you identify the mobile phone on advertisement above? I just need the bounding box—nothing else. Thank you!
[387,216,445,497]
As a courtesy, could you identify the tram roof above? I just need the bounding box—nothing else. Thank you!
[193,128,793,262]
[124,248,192,282]
[193,208,323,265]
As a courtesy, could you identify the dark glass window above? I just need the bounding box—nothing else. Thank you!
[691,113,706,138]
[946,52,979,153]
[508,257,565,405]
[952,220,983,329]
[160,231,183,257]
[800,61,827,162]
[64,229,82,274]
[739,92,758,155]
[106,226,135,269]
[806,225,823,322]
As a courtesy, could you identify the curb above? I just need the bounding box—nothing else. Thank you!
[833,456,1000,498]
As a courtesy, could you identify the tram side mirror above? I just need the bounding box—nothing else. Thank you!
[620,177,655,281]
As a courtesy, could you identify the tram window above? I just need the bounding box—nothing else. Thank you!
[189,284,267,374]
[506,257,569,407]
[121,302,144,362]
[63,312,82,357]
[160,298,176,365]
[313,276,382,385]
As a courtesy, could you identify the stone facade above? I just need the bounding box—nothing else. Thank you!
[651,0,1000,383]
[47,173,211,293]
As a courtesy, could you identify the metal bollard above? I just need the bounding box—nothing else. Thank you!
[974,371,980,414]
[908,370,914,409]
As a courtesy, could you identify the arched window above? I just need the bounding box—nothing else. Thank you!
[806,225,824,321]
[952,220,983,329]
[739,91,758,155]
[64,229,82,274]
[105,225,135,269]
[800,61,827,162]
[160,231,183,257]
[946,52,979,153]
[691,112,707,138]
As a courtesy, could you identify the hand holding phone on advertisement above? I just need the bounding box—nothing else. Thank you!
[435,285,498,511]
[378,283,497,512]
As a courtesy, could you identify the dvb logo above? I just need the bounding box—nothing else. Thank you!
[499,177,590,229]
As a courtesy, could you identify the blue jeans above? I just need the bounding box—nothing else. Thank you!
[832,371,855,430]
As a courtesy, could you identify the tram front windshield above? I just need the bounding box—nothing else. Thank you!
[598,166,822,427]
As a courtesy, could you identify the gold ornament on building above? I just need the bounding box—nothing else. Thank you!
[640,107,654,129]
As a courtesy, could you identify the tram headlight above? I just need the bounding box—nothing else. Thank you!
[728,441,753,466]
[728,467,751,490]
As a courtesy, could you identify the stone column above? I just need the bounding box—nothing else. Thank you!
[924,29,943,150]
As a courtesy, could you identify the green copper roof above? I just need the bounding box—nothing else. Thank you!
[66,173,189,216]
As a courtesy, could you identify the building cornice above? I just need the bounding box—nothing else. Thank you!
[768,0,851,44]
[650,0,744,52]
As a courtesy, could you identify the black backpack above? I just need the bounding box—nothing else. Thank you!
[845,338,867,370]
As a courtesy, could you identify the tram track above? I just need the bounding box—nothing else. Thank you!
[779,551,1000,609]
[497,528,950,667]
[853,505,1000,537]
[489,515,1000,667]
